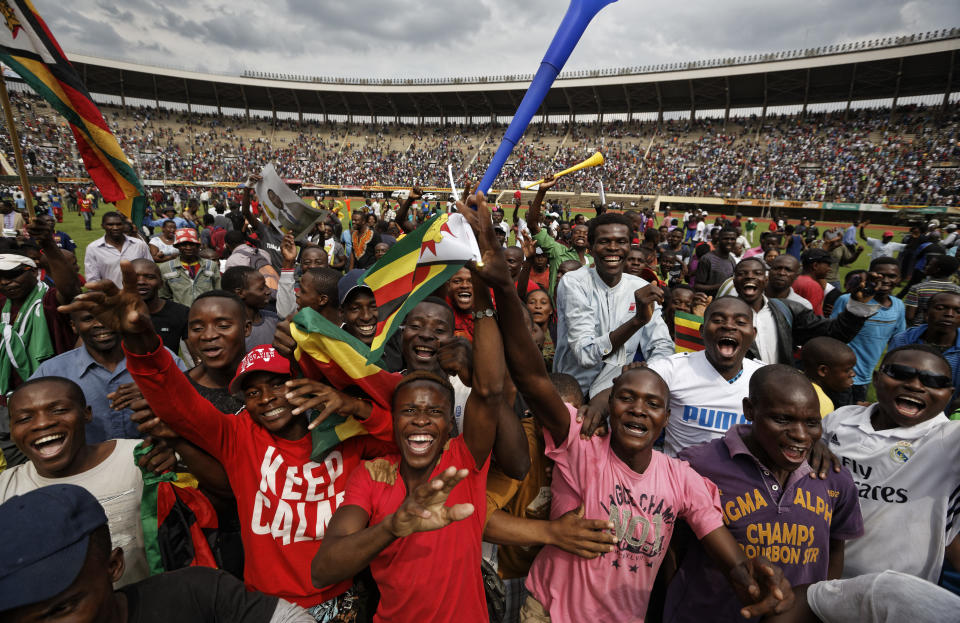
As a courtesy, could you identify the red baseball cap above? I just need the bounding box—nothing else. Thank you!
[883,230,895,237]
[228,346,292,394]
[174,228,199,245]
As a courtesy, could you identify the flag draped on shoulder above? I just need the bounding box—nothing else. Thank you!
[0,0,146,224]
[291,307,402,460]
[359,212,481,364]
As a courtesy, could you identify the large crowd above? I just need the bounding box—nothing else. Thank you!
[3,88,959,206]
[1,170,959,623]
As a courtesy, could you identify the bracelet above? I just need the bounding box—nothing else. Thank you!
[472,308,496,320]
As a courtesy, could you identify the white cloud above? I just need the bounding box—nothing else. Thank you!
[31,0,960,78]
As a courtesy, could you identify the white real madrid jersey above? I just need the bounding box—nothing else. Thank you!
[822,404,960,582]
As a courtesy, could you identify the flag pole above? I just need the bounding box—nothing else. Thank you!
[0,72,34,219]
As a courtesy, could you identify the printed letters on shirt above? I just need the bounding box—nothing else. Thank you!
[251,446,345,544]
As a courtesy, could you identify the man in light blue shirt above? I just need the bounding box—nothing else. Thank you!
[554,213,674,397]
[830,256,906,403]
[30,309,186,443]
[843,221,858,247]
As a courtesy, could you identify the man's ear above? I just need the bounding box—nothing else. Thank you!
[107,547,125,584]
[244,319,252,338]
[317,294,329,309]
[816,364,830,380]
[742,397,755,423]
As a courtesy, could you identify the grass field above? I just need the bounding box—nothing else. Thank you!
[57,201,897,281]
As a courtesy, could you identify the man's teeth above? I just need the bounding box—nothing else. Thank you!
[32,433,66,457]
[262,408,286,419]
[413,346,435,358]
[406,434,436,455]
[783,445,806,456]
[622,421,648,436]
[457,292,471,300]
[357,324,376,335]
[895,396,925,415]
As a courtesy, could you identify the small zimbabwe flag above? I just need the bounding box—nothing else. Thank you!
[359,212,480,364]
[674,310,704,352]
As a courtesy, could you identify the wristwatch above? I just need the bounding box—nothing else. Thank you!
[472,308,496,320]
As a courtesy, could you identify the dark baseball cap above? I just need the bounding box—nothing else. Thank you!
[0,485,108,611]
[338,268,373,306]
[801,248,832,265]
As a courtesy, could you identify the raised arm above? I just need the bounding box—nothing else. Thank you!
[27,218,80,304]
[858,220,870,243]
[461,194,570,442]
[241,173,262,230]
[461,196,507,469]
[394,185,423,226]
[57,261,236,458]
[525,176,556,237]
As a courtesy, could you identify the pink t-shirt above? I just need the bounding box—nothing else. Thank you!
[525,411,723,622]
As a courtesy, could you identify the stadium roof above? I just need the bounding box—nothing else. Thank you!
[66,29,960,121]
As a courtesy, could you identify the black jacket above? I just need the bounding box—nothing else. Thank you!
[747,297,869,365]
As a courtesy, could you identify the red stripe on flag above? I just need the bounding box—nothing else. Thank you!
[70,131,125,199]
[371,272,415,307]
[60,81,112,133]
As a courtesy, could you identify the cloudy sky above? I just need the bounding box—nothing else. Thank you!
[33,0,960,79]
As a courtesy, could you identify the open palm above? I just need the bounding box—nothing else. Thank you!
[389,467,475,538]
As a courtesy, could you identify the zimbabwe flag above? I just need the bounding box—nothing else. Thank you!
[674,310,705,353]
[291,307,400,460]
[0,0,146,224]
[359,212,480,364]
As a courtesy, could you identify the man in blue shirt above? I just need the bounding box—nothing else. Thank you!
[29,309,186,443]
[843,220,858,250]
[830,257,906,403]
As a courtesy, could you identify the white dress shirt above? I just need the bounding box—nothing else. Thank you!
[554,267,674,396]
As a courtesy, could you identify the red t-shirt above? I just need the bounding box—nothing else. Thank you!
[126,344,396,607]
[792,274,825,316]
[342,437,490,623]
[529,269,550,292]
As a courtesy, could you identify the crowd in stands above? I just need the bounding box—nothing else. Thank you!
[2,152,960,623]
[2,89,958,206]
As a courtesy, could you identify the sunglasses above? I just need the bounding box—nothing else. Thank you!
[880,364,953,389]
[0,265,32,280]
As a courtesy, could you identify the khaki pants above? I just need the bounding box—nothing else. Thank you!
[519,594,551,623]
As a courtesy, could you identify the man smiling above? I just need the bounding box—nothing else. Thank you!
[555,212,673,397]
[648,297,765,456]
[731,257,876,365]
[61,261,398,614]
[822,345,960,583]
[30,309,186,443]
[665,365,863,622]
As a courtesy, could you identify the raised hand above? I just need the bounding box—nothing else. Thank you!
[634,283,664,326]
[537,174,558,193]
[58,260,156,347]
[387,466,475,538]
[691,293,712,317]
[281,233,298,269]
[458,190,513,290]
[437,337,472,383]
